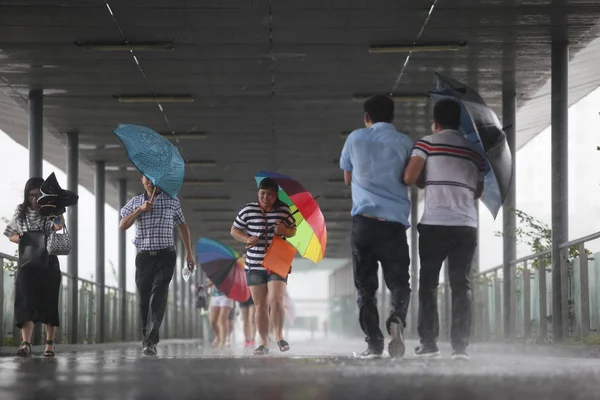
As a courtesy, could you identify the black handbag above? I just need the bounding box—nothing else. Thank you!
[18,231,49,269]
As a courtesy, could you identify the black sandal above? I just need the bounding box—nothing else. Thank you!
[16,341,32,357]
[44,340,55,357]
[253,345,269,356]
[277,340,290,352]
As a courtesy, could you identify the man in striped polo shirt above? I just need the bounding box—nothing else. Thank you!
[231,177,296,355]
[403,98,485,361]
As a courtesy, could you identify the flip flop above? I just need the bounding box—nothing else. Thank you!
[277,340,290,352]
[253,345,269,355]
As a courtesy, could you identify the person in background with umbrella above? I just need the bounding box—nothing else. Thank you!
[203,279,234,349]
[339,94,414,359]
[119,175,195,356]
[231,177,297,355]
[4,177,64,357]
[403,98,484,361]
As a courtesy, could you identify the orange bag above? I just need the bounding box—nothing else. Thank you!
[262,235,296,279]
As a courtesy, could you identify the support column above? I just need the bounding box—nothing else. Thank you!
[172,233,179,335]
[410,187,419,337]
[502,79,517,339]
[95,161,106,343]
[180,240,186,337]
[118,178,128,342]
[28,88,43,346]
[28,88,43,178]
[66,132,79,344]
[551,39,569,342]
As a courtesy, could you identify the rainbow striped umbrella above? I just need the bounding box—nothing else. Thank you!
[196,238,249,302]
[254,170,327,263]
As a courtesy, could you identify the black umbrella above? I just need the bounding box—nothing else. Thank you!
[429,72,513,218]
[37,172,79,217]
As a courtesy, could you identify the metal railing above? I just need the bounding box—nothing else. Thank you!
[465,231,600,342]
[0,252,204,346]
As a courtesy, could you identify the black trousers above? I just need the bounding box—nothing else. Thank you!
[135,248,176,347]
[417,224,477,350]
[351,215,411,348]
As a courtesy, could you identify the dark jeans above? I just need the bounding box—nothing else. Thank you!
[135,248,176,347]
[417,224,478,350]
[351,215,411,349]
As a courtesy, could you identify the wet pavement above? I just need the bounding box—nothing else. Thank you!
[0,338,599,400]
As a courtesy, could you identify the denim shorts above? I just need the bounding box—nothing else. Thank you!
[246,269,288,286]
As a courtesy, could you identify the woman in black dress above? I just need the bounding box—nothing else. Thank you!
[4,177,64,357]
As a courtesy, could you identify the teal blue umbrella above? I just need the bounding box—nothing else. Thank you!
[113,124,185,198]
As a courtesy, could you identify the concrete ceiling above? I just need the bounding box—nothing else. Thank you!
[0,0,599,260]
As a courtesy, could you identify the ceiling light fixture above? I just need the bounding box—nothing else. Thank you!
[186,160,216,167]
[369,42,466,54]
[184,196,230,201]
[162,132,207,140]
[114,95,194,103]
[353,94,428,102]
[105,166,138,172]
[183,179,225,186]
[76,42,175,52]
[192,208,235,213]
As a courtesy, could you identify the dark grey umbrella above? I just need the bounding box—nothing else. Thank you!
[429,72,513,218]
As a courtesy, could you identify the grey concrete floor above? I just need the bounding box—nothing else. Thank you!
[0,338,599,400]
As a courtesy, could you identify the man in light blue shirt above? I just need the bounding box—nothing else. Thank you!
[339,94,414,359]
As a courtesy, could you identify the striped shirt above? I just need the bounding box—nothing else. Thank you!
[412,130,485,228]
[233,202,295,271]
[120,192,185,251]
[4,207,54,237]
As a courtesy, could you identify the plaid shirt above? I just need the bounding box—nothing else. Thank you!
[120,192,185,251]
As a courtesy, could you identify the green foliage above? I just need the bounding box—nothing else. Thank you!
[494,209,590,270]
[566,332,600,346]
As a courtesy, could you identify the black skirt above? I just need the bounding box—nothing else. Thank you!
[14,255,62,328]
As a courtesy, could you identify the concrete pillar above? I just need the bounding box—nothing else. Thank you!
[502,79,517,339]
[28,88,43,178]
[66,132,79,343]
[179,239,186,337]
[551,39,569,342]
[118,178,127,341]
[28,88,43,345]
[95,160,106,343]
[172,233,179,335]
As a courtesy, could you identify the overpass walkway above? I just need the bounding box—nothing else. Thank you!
[0,337,599,400]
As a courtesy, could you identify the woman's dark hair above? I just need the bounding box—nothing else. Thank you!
[18,177,44,221]
[259,177,279,192]
[258,177,286,209]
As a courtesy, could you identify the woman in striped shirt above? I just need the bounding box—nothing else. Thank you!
[4,177,64,358]
[231,177,296,355]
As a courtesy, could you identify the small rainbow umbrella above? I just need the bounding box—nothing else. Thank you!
[196,238,249,303]
[254,170,327,263]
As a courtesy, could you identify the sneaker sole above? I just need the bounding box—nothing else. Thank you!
[451,354,470,361]
[352,351,383,360]
[388,322,405,358]
[414,351,441,359]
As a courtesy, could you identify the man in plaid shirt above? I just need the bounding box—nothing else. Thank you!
[120,176,195,356]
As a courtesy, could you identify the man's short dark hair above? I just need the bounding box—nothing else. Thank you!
[364,95,394,123]
[433,98,462,130]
